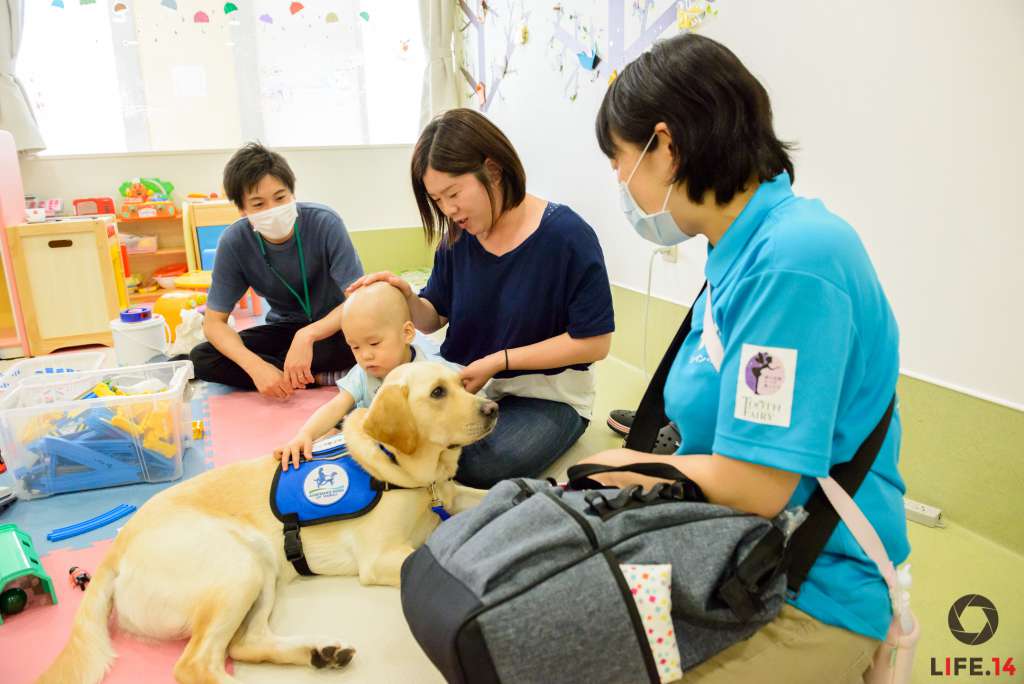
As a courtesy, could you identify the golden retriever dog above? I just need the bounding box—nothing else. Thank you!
[39,362,497,684]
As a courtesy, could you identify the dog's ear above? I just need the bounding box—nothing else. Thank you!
[362,384,420,454]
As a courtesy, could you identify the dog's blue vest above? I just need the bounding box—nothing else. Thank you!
[271,434,393,577]
[270,433,451,577]
[270,437,382,525]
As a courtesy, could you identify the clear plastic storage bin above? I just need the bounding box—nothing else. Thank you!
[0,351,109,395]
[0,361,193,499]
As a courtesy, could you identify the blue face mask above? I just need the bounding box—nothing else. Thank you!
[619,133,691,247]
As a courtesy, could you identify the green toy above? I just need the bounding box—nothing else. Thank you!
[0,523,57,624]
[118,177,175,201]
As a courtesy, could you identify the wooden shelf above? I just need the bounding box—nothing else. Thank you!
[127,248,186,258]
[118,214,181,224]
[128,291,166,303]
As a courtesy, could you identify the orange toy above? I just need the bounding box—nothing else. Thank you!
[153,291,207,342]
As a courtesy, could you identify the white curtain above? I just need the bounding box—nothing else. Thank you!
[418,0,461,127]
[0,0,44,153]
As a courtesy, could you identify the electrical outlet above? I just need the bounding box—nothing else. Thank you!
[659,245,678,263]
[904,498,944,528]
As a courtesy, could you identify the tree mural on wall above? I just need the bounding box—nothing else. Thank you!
[460,0,717,109]
[458,0,531,112]
[547,3,604,102]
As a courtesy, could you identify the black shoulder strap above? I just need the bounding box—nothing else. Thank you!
[624,282,708,452]
[784,396,896,593]
[715,396,896,620]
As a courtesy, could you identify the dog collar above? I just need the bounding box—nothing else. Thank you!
[378,443,399,464]
[376,443,451,522]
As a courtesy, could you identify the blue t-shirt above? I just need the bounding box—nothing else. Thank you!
[419,202,614,377]
[663,173,909,641]
[207,202,364,324]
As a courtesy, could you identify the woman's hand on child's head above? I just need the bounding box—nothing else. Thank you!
[345,271,413,300]
[274,434,314,471]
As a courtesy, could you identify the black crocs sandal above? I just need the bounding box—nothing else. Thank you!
[651,423,681,455]
[608,409,680,455]
[606,409,634,436]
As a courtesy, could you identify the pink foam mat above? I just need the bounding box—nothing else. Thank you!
[0,387,336,681]
[0,540,232,683]
[206,387,338,467]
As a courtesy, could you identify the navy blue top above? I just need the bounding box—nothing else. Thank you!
[419,203,614,376]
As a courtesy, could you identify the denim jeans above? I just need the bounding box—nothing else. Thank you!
[455,395,588,488]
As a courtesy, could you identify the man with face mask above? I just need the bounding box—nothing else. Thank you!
[188,142,364,399]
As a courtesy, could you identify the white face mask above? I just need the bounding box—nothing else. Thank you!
[248,201,298,241]
[619,134,691,247]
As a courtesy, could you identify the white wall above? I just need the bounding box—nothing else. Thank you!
[18,144,421,232]
[16,0,1024,406]
[475,0,1024,408]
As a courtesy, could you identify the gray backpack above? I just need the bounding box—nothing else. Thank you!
[400,283,895,683]
[400,468,794,683]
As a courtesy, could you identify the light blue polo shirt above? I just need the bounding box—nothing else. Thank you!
[663,173,910,641]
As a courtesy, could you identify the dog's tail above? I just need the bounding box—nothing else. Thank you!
[36,552,119,684]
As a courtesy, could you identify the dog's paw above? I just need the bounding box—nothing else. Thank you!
[310,644,356,669]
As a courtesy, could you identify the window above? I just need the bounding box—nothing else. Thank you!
[18,0,424,155]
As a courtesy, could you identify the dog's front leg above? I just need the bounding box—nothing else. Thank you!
[452,483,488,513]
[359,544,415,587]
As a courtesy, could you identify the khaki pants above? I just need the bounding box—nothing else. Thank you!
[681,604,881,684]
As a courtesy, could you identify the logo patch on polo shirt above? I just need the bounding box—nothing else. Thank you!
[734,344,797,428]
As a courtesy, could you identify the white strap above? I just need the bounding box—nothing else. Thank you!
[816,476,898,609]
[701,287,724,372]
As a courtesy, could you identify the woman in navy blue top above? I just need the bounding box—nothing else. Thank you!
[347,109,614,487]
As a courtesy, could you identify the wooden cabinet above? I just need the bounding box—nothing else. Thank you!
[118,214,188,305]
[6,217,122,355]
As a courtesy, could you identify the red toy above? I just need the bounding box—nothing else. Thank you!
[73,197,117,216]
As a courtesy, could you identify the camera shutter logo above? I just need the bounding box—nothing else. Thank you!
[948,594,998,645]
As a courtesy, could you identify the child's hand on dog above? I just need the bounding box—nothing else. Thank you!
[274,433,314,471]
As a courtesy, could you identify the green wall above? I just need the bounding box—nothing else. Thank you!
[350,226,434,275]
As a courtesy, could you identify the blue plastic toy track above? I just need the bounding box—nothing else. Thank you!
[46,504,137,542]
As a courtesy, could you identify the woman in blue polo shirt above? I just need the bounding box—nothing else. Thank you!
[347,108,614,488]
[578,34,910,681]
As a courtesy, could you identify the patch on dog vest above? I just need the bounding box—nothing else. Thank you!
[270,435,381,525]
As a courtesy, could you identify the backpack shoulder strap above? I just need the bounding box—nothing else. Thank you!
[625,282,707,452]
[716,396,896,620]
[784,396,896,593]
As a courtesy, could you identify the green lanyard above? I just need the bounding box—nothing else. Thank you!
[256,221,312,321]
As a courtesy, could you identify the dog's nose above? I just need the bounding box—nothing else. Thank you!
[480,401,499,417]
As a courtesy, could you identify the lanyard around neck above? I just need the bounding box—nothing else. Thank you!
[257,221,312,321]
